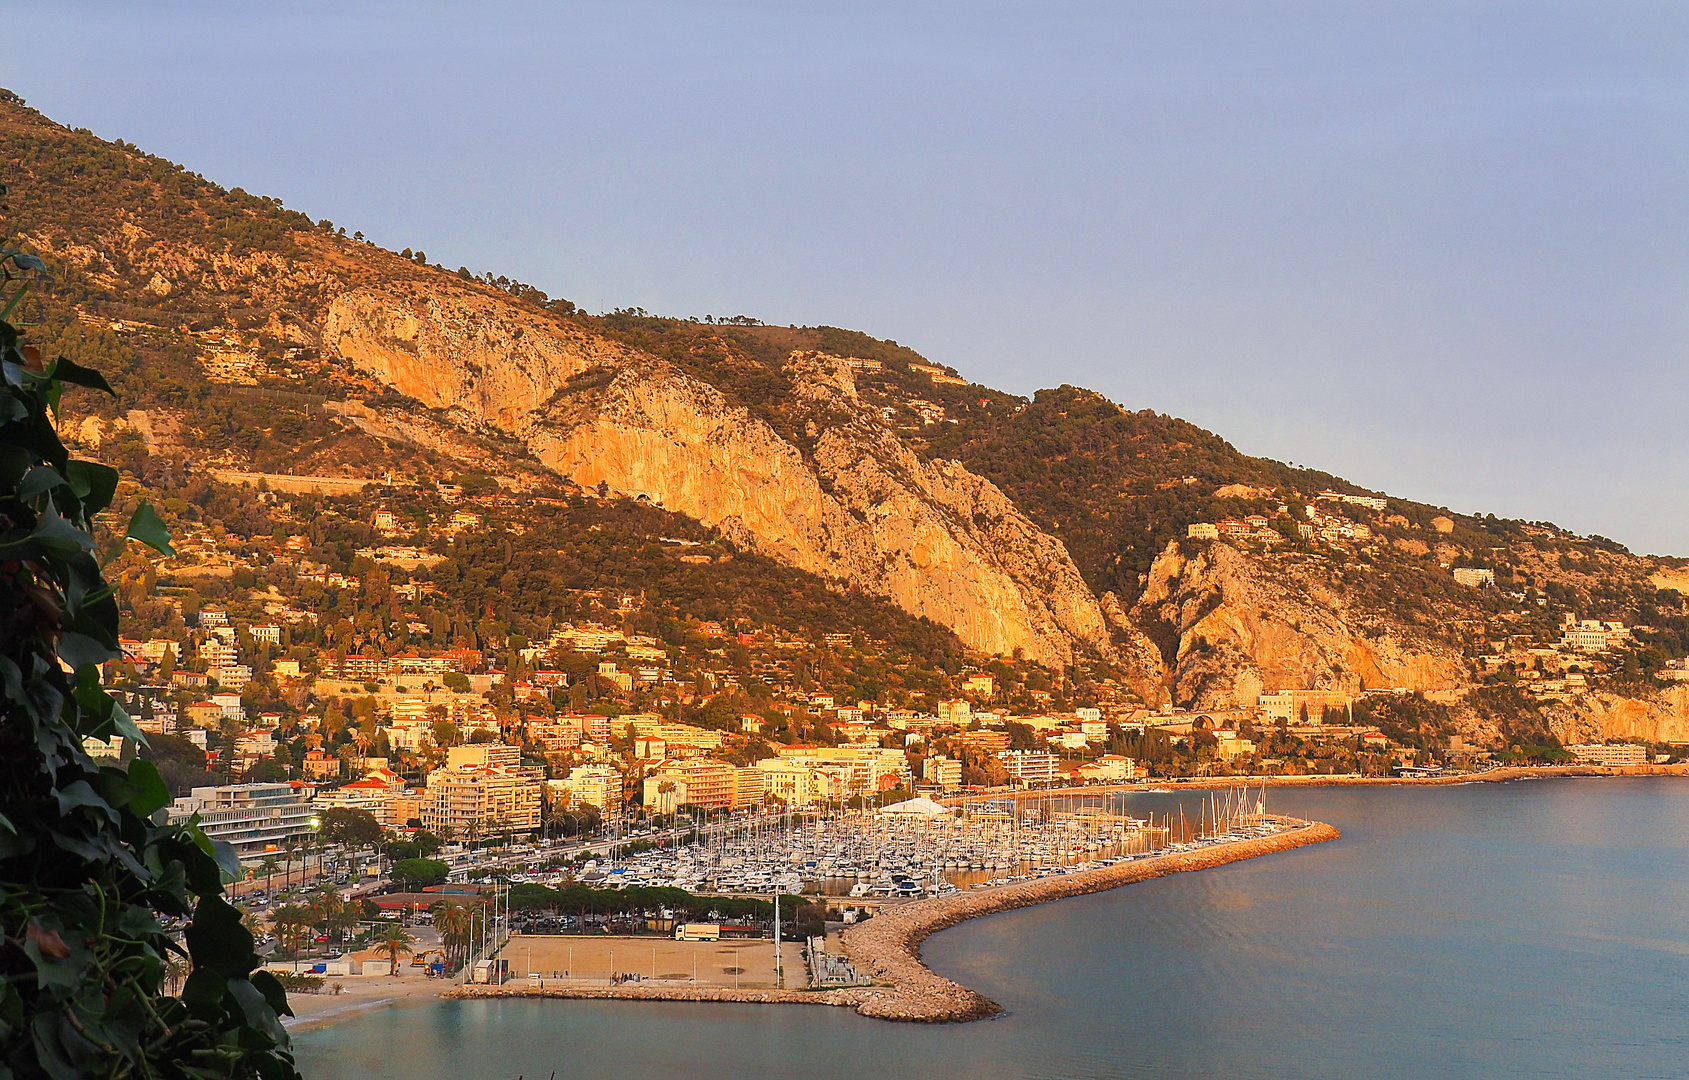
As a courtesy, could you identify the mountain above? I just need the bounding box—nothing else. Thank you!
[6,88,1689,747]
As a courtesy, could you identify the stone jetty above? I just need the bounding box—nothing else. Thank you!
[446,982,873,1009]
[447,816,1339,1023]
[836,815,1338,1022]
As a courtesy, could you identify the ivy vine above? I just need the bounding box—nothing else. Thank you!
[0,235,299,1079]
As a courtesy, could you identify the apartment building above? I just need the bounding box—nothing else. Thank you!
[1452,567,1496,588]
[641,758,738,810]
[998,749,1061,786]
[1566,743,1648,767]
[557,764,626,832]
[421,768,540,840]
[924,755,962,791]
[168,783,316,861]
[1258,689,1354,723]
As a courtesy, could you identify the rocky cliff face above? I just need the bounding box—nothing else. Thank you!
[322,280,631,431]
[1548,687,1689,745]
[1129,540,1467,708]
[523,355,1112,667]
[313,281,1114,665]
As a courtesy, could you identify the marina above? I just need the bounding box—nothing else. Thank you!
[299,781,1689,1080]
[449,811,1337,1021]
[492,784,1279,903]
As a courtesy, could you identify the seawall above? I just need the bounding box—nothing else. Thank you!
[445,982,874,1009]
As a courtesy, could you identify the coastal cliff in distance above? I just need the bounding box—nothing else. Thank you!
[7,89,1689,746]
[1128,539,1467,710]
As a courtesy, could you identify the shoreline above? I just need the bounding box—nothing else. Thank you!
[283,977,453,1032]
[444,816,1338,1023]
[290,771,1681,1034]
[1141,764,1689,788]
[834,815,1338,1021]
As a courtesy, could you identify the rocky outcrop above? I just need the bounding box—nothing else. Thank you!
[1549,687,1689,745]
[316,289,1113,664]
[1100,590,1172,705]
[1130,540,1465,709]
[323,281,630,430]
[527,363,1112,666]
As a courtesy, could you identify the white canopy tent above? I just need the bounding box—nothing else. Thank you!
[877,796,951,818]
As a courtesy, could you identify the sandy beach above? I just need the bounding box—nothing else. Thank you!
[283,971,452,1031]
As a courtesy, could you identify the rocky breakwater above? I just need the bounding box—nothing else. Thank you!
[837,816,1340,1023]
[445,983,875,1010]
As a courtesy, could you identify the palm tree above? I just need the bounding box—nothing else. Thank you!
[270,904,315,959]
[259,856,279,896]
[162,952,191,995]
[282,841,299,893]
[544,796,570,843]
[431,900,473,968]
[376,924,416,976]
[309,886,359,951]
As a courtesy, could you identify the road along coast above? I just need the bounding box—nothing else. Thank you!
[446,815,1338,1023]
[1151,764,1689,789]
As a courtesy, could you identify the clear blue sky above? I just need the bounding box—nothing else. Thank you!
[12,1,1689,553]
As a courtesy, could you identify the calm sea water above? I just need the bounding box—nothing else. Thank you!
[293,780,1689,1080]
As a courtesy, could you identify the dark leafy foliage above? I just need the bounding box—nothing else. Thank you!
[389,859,449,889]
[506,882,797,924]
[0,247,296,1079]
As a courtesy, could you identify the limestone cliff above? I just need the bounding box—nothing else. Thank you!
[1130,540,1466,709]
[322,280,631,431]
[1547,687,1689,746]
[312,283,1115,664]
[524,359,1112,667]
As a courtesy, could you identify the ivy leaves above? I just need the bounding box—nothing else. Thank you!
[124,501,175,557]
[0,262,299,1080]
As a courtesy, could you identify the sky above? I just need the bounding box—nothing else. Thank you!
[10,1,1689,553]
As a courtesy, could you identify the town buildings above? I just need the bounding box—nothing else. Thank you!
[312,764,410,826]
[167,782,317,861]
[1565,743,1648,767]
[419,745,543,841]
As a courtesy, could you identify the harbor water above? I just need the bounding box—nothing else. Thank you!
[293,779,1689,1079]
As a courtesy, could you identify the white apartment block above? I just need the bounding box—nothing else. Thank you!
[1566,743,1647,767]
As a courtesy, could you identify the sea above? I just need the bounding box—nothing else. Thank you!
[293,779,1689,1079]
